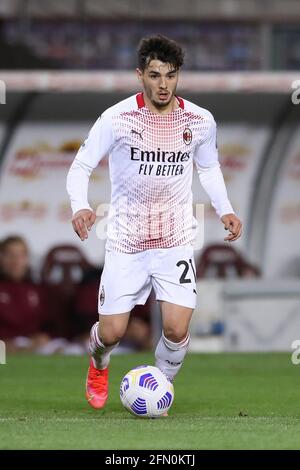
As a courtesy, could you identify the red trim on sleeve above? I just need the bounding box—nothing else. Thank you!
[136,92,145,109]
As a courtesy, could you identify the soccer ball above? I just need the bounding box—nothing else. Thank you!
[120,365,174,418]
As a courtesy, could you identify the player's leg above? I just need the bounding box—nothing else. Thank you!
[86,312,130,409]
[151,245,197,382]
[89,312,131,370]
[86,249,152,409]
[155,301,193,381]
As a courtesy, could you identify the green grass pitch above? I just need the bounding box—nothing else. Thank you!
[0,352,300,449]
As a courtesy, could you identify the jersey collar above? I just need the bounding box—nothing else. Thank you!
[136,92,184,110]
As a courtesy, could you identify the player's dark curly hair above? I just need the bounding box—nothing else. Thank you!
[137,34,184,71]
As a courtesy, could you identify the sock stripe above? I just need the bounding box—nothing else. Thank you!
[162,332,190,351]
[91,322,103,349]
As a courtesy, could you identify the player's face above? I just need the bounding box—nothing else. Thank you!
[137,60,179,110]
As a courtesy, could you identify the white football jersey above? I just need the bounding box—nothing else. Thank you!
[67,93,233,253]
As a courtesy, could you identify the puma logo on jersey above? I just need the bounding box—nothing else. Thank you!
[131,128,145,140]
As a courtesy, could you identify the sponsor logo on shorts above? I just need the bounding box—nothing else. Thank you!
[100,285,105,306]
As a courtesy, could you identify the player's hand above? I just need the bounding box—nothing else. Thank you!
[221,213,242,242]
[72,209,96,241]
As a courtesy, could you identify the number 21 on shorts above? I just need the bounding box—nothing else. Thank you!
[176,258,196,284]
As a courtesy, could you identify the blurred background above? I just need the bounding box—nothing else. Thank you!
[0,0,299,357]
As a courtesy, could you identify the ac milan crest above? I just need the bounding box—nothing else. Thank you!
[100,285,105,306]
[183,128,192,145]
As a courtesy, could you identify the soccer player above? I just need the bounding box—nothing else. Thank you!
[66,35,242,411]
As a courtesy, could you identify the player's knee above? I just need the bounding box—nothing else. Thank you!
[163,327,188,344]
[98,324,126,346]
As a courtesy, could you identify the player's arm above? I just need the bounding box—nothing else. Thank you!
[194,117,242,242]
[66,113,114,241]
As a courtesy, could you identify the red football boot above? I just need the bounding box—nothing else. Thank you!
[85,359,109,409]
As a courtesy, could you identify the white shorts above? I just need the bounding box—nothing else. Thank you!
[98,245,197,314]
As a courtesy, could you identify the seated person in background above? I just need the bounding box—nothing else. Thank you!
[0,236,50,352]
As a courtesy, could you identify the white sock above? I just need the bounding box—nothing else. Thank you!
[89,322,118,370]
[155,332,190,381]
